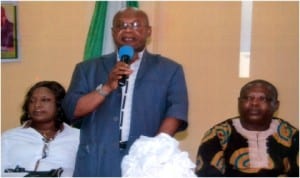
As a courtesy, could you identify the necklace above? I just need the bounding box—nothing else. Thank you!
[38,129,58,141]
[28,121,60,141]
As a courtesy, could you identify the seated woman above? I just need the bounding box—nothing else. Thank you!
[195,79,299,177]
[1,81,80,177]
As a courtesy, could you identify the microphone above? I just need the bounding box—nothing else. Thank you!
[118,45,134,87]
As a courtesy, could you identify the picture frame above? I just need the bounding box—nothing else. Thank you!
[1,2,20,62]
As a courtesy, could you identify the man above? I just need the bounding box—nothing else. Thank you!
[62,7,188,177]
[195,79,299,177]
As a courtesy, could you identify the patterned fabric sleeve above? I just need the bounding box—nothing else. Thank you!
[287,130,299,177]
[195,126,225,176]
[272,118,299,177]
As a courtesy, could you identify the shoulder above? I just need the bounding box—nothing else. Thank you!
[274,117,298,130]
[57,124,80,143]
[1,126,40,144]
[274,117,298,134]
[201,118,235,143]
[210,118,235,131]
[2,126,26,138]
[76,53,116,68]
[142,51,185,78]
[62,123,80,134]
[144,51,182,67]
[272,117,298,147]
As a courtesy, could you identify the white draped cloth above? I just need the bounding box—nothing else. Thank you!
[121,133,197,178]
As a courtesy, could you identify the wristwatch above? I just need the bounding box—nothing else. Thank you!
[96,84,109,97]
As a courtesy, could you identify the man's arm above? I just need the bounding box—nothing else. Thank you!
[157,117,183,136]
[195,128,225,177]
[73,84,111,118]
[71,61,132,118]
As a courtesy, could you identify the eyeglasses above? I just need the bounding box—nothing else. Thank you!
[113,21,147,31]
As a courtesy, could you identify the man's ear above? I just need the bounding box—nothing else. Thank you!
[147,26,152,37]
[273,100,280,112]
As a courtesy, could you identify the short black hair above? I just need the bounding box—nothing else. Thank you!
[240,79,278,101]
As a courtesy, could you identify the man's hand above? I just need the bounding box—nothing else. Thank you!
[106,61,133,90]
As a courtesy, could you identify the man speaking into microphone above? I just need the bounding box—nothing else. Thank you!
[62,7,189,177]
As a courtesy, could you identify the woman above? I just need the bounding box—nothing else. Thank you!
[1,81,79,177]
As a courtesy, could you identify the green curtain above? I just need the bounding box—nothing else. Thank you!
[127,1,139,7]
[83,2,107,60]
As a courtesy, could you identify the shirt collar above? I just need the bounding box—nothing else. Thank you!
[22,120,65,132]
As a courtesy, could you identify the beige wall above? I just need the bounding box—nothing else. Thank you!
[1,2,298,163]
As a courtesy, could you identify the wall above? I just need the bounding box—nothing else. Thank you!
[1,1,298,163]
[1,1,93,128]
[143,1,299,160]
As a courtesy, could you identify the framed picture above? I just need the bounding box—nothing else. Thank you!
[1,2,20,62]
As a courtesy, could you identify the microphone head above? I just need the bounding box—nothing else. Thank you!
[118,45,134,60]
